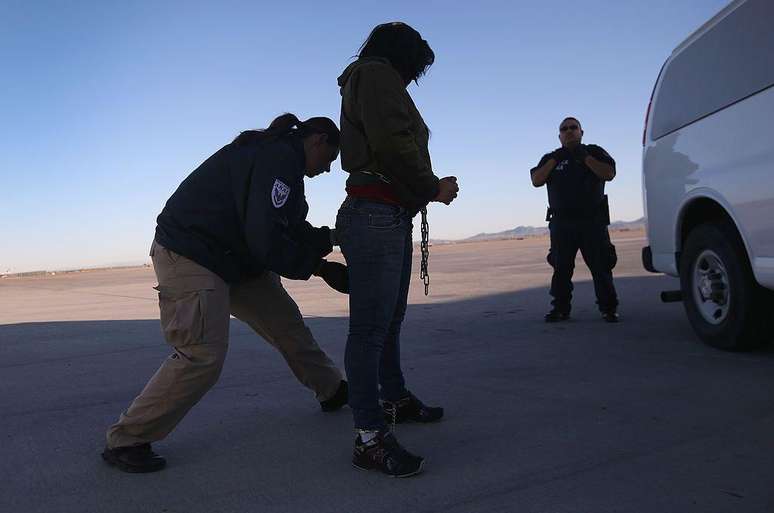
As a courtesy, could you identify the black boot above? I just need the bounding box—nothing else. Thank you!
[320,380,348,412]
[544,309,570,323]
[382,391,443,424]
[102,443,166,473]
[352,430,424,477]
[601,310,619,323]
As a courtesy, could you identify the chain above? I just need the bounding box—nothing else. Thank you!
[420,207,430,296]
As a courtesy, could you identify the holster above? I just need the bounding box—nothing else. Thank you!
[601,194,611,225]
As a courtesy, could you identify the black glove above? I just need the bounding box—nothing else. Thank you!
[314,260,349,294]
[550,147,568,163]
[309,226,334,258]
[571,144,589,162]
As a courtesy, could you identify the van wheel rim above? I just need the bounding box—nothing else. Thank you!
[692,250,730,325]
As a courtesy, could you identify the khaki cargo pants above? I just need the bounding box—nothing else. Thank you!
[106,241,342,448]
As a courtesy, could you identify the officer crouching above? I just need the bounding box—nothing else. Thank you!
[530,116,619,323]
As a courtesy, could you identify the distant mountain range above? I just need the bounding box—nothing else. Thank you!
[2,219,645,276]
[437,218,645,243]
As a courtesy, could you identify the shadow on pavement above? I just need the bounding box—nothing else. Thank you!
[2,275,774,513]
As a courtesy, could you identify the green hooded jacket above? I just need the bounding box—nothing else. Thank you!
[337,57,440,214]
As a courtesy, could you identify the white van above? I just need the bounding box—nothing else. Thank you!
[641,0,774,350]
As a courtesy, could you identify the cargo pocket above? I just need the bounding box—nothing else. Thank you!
[155,285,213,348]
[546,249,556,268]
[607,242,618,270]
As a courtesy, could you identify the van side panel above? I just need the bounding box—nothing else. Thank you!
[643,131,682,276]
[649,0,774,140]
[644,86,774,288]
[643,0,774,289]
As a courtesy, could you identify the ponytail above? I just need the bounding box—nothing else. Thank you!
[267,113,302,132]
[232,113,301,146]
[232,113,339,147]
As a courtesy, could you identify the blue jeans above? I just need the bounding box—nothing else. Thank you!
[336,197,412,430]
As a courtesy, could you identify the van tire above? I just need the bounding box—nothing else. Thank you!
[679,221,768,351]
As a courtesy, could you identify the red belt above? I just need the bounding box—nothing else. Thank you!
[346,184,401,206]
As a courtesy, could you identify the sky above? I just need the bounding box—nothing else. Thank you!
[0,0,729,273]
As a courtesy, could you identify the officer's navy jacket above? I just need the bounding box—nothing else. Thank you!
[155,135,332,284]
[532,144,616,212]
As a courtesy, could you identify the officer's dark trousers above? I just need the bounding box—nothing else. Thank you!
[547,217,618,314]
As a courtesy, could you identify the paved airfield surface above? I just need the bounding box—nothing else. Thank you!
[2,232,773,513]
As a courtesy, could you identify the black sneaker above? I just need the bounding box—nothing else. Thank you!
[101,443,166,473]
[544,309,570,323]
[320,380,348,412]
[352,430,424,478]
[383,391,443,424]
[601,311,619,323]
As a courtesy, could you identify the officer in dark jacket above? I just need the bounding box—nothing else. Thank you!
[155,119,336,283]
[103,114,351,473]
[530,117,619,323]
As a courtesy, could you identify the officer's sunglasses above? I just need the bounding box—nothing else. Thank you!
[560,125,579,132]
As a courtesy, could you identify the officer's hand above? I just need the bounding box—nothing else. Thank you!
[314,260,349,294]
[434,176,459,205]
[312,226,334,256]
[550,147,568,164]
[571,144,589,162]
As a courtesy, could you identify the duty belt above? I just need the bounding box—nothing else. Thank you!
[546,195,610,224]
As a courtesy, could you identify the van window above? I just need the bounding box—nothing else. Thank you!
[651,0,774,140]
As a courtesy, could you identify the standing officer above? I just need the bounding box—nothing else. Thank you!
[530,117,619,323]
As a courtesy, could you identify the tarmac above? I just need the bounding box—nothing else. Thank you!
[2,232,773,513]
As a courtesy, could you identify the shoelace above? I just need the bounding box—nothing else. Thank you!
[385,402,398,433]
[385,394,423,432]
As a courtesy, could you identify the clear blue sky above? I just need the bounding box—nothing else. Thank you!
[1,0,728,273]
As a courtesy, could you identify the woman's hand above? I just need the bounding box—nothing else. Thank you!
[433,176,459,205]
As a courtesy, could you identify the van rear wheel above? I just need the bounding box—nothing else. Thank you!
[679,222,768,350]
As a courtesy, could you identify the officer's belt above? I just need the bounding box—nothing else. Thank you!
[546,196,610,223]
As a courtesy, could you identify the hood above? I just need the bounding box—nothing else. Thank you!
[337,57,392,90]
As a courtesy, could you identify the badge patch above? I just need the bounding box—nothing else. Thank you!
[271,179,291,208]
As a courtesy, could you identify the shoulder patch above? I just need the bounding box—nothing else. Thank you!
[271,179,291,208]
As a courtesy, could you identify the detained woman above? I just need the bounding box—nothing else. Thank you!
[336,22,460,477]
